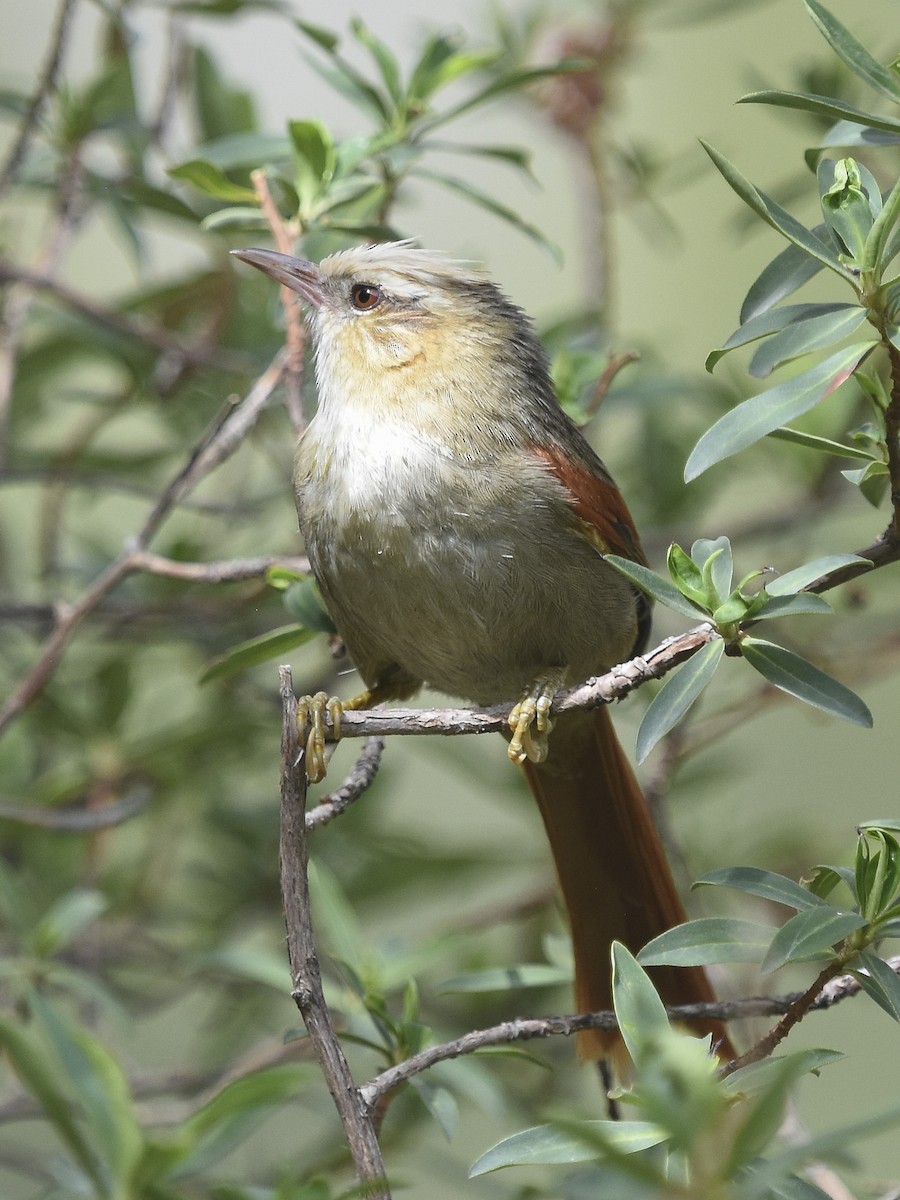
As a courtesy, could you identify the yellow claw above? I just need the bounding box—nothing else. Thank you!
[507,670,566,764]
[296,691,343,782]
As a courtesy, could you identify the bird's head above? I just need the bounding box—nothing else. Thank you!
[231,241,537,388]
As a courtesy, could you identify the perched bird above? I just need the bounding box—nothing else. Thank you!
[233,241,729,1063]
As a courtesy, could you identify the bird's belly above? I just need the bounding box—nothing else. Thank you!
[301,468,637,703]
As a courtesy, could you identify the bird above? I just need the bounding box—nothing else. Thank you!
[232,241,731,1064]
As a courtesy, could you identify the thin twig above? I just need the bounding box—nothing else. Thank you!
[0,354,287,739]
[129,551,309,584]
[278,668,390,1198]
[0,0,79,197]
[0,786,151,831]
[0,262,250,373]
[584,349,640,417]
[251,168,307,434]
[359,955,900,1107]
[306,738,385,831]
[307,624,719,744]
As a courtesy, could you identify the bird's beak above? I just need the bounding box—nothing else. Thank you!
[230,248,326,307]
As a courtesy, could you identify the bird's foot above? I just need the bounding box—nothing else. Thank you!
[507,669,566,764]
[296,687,383,781]
[296,692,343,783]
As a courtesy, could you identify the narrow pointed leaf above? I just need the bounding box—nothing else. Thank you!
[765,553,871,594]
[805,0,900,103]
[604,554,709,620]
[852,951,900,1022]
[749,306,867,378]
[700,141,854,279]
[199,625,315,684]
[638,919,775,966]
[411,167,560,260]
[761,908,867,974]
[706,302,853,372]
[741,236,828,323]
[636,639,724,764]
[168,159,257,202]
[741,636,873,726]
[753,593,833,619]
[469,1119,667,1175]
[350,18,403,104]
[612,943,670,1064]
[695,867,826,911]
[768,426,877,460]
[740,90,900,137]
[685,342,876,479]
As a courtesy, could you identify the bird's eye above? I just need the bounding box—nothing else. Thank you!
[350,283,382,311]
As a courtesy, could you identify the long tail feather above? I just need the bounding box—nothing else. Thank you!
[523,706,732,1062]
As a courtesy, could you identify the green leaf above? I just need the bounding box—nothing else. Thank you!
[199,625,315,684]
[201,206,269,232]
[32,888,107,957]
[752,593,833,620]
[411,167,560,260]
[768,426,878,460]
[635,640,724,764]
[694,866,826,911]
[864,174,900,274]
[724,1053,812,1174]
[0,1016,105,1190]
[32,994,143,1189]
[739,90,900,137]
[761,908,867,974]
[694,536,733,603]
[427,62,586,130]
[740,636,873,727]
[748,305,867,378]
[184,1063,307,1141]
[805,0,900,103]
[294,17,339,53]
[842,459,890,506]
[282,577,336,633]
[699,141,855,281]
[611,943,670,1066]
[288,119,335,211]
[638,918,775,966]
[684,342,877,480]
[667,542,709,605]
[741,235,828,323]
[604,555,708,620]
[469,1119,667,1175]
[350,18,403,104]
[765,553,871,595]
[819,158,875,262]
[852,952,900,1021]
[724,1048,844,1097]
[168,159,257,202]
[706,302,855,372]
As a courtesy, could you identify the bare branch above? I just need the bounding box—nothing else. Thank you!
[584,349,640,417]
[0,0,79,198]
[314,624,719,743]
[251,168,307,434]
[0,354,287,739]
[129,551,309,584]
[278,667,390,1197]
[0,785,151,831]
[359,955,900,1107]
[306,737,385,831]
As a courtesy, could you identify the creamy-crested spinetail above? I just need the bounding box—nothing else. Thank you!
[233,241,731,1062]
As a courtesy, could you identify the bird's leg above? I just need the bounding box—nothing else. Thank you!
[507,668,567,764]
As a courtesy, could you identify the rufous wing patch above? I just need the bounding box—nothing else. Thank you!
[531,443,646,566]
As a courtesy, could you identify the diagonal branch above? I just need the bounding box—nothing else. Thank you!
[359,954,900,1107]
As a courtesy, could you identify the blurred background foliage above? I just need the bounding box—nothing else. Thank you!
[0,0,899,1196]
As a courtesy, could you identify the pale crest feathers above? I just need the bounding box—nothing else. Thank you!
[319,240,488,295]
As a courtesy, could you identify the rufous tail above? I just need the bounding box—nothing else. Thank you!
[522,706,733,1063]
